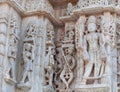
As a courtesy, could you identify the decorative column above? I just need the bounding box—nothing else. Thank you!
[101,12,117,92]
[59,22,76,92]
[0,4,9,92]
[42,18,55,92]
[0,13,8,92]
[75,15,86,87]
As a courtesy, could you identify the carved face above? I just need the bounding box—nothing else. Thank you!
[65,47,73,55]
[27,23,35,34]
[10,19,16,27]
[24,43,32,51]
[51,47,55,55]
[87,23,97,32]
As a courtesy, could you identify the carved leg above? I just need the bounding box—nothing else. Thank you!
[10,58,16,82]
[21,70,28,83]
[49,70,53,86]
[82,63,93,84]
[100,62,105,76]
[28,71,31,83]
[94,63,101,84]
[5,64,11,78]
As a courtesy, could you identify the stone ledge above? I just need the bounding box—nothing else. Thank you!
[0,1,61,25]
[75,84,109,92]
[59,5,120,23]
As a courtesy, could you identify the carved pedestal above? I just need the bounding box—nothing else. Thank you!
[75,84,109,92]
[60,89,73,92]
[43,85,55,92]
[4,77,16,85]
[17,82,31,90]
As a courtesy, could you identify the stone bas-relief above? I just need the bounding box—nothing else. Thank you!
[81,16,106,84]
[17,23,36,90]
[5,17,19,84]
[0,0,120,92]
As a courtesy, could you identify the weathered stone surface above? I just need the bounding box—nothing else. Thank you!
[0,0,120,92]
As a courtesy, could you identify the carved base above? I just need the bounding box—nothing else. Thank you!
[118,87,120,92]
[43,85,55,92]
[17,82,31,90]
[75,78,82,88]
[4,77,16,85]
[60,89,73,92]
[75,84,109,92]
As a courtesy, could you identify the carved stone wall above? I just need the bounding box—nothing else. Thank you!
[0,0,120,92]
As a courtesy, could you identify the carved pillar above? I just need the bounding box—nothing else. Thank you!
[101,12,117,92]
[59,22,76,92]
[42,18,55,92]
[0,4,9,92]
[0,14,8,92]
[75,15,86,87]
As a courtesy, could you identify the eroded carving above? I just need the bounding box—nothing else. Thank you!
[66,3,73,16]
[82,16,106,84]
[5,17,19,84]
[17,23,36,90]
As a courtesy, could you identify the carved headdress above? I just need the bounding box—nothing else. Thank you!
[88,15,96,24]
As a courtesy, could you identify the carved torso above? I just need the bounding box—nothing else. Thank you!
[86,32,100,51]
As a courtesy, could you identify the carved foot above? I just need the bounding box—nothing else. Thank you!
[4,75,16,85]
[60,89,73,92]
[17,82,31,90]
[43,85,55,92]
[75,84,109,92]
[75,78,84,88]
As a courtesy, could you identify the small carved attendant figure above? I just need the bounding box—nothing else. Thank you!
[44,46,55,84]
[82,16,106,84]
[5,35,17,84]
[5,18,19,84]
[65,47,75,70]
[43,46,55,92]
[60,46,75,89]
[66,3,73,15]
[20,43,34,85]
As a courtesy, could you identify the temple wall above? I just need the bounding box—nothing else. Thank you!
[0,0,120,92]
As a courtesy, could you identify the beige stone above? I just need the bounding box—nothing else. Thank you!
[0,0,119,92]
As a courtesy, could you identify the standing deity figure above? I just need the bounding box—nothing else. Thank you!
[82,16,106,84]
[5,18,19,84]
[66,3,73,15]
[19,43,34,86]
